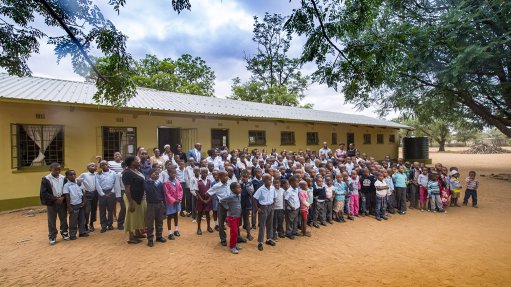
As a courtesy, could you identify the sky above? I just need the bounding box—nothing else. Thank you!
[20,0,394,119]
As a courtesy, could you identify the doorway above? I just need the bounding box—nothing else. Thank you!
[158,128,180,151]
[211,129,229,149]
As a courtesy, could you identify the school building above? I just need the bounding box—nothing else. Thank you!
[0,74,409,210]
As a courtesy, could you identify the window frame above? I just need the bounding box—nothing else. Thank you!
[389,134,396,144]
[11,123,65,170]
[248,130,266,146]
[101,126,137,161]
[363,133,372,145]
[346,132,355,145]
[280,131,296,146]
[306,132,319,145]
[331,132,338,145]
[377,134,384,144]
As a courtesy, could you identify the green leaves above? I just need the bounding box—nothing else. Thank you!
[230,13,311,108]
[287,0,511,136]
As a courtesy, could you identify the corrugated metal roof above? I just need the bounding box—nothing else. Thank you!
[0,74,410,129]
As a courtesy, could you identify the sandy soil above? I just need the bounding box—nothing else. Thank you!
[1,151,511,287]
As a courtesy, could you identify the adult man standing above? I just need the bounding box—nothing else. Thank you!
[188,143,203,165]
[319,142,331,157]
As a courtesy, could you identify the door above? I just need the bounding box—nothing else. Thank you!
[211,129,229,149]
[158,128,180,151]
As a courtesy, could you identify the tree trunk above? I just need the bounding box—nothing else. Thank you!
[461,95,511,137]
[438,140,446,152]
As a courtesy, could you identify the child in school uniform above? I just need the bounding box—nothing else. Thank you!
[333,173,349,222]
[195,167,213,235]
[144,168,167,247]
[449,170,462,207]
[40,163,69,245]
[272,178,285,240]
[189,167,200,223]
[418,169,429,211]
[210,170,220,231]
[374,172,389,221]
[298,180,311,237]
[306,177,315,225]
[384,169,396,214]
[63,170,88,240]
[239,170,254,241]
[79,163,97,232]
[251,168,264,230]
[96,160,118,233]
[428,173,445,213]
[284,176,300,240]
[348,171,360,218]
[163,168,183,240]
[325,176,335,224]
[223,182,243,254]
[207,171,231,246]
[253,173,277,251]
[463,171,479,208]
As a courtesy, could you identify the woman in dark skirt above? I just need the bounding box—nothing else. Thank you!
[122,156,147,244]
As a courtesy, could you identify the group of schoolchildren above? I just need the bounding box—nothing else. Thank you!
[40,143,480,255]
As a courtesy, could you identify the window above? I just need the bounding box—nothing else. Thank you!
[363,134,371,144]
[102,127,137,161]
[280,131,295,145]
[389,134,396,143]
[347,133,355,145]
[332,133,338,145]
[306,132,319,145]
[11,124,64,169]
[377,134,384,144]
[248,130,266,146]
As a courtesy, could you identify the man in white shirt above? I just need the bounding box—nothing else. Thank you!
[40,163,69,245]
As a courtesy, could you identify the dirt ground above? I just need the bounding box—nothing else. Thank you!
[1,150,511,286]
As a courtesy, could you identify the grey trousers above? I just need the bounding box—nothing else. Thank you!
[251,199,258,227]
[217,203,227,243]
[395,187,407,212]
[325,200,333,221]
[84,191,97,225]
[409,184,419,208]
[258,204,274,243]
[117,191,126,228]
[99,193,116,228]
[240,208,251,235]
[47,201,68,239]
[430,194,443,211]
[314,200,326,223]
[285,208,299,237]
[69,204,86,237]
[145,202,165,239]
[272,209,285,239]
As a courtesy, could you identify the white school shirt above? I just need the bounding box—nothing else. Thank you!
[79,172,96,192]
[253,185,277,206]
[63,181,83,205]
[184,166,194,188]
[374,180,389,198]
[284,187,300,210]
[274,187,285,210]
[45,174,65,197]
[176,167,186,183]
[189,176,199,196]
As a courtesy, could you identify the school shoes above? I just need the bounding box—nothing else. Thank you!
[221,240,227,246]
[230,248,239,254]
[168,234,175,240]
[179,211,185,217]
[156,237,167,243]
[69,236,77,240]
[258,243,264,251]
[173,231,181,237]
[118,226,124,231]
[376,217,382,221]
[247,234,254,241]
[49,238,56,245]
[207,227,214,233]
[107,225,114,231]
[382,216,389,220]
[89,224,95,232]
[79,233,89,238]
[61,232,70,240]
[100,227,107,233]
[214,225,219,231]
[197,229,202,235]
[327,220,333,224]
[147,239,154,247]
[286,235,295,240]
[320,222,327,226]
[237,237,247,243]
[312,223,320,228]
[265,240,276,246]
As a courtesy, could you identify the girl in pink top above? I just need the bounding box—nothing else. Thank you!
[163,168,183,240]
[298,181,311,237]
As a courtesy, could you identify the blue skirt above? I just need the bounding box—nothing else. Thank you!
[166,204,181,215]
[211,198,218,211]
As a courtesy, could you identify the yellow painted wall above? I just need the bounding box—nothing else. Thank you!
[0,101,400,205]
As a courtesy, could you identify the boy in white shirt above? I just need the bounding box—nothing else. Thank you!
[374,172,389,221]
[272,178,285,241]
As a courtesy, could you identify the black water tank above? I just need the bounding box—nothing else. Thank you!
[403,137,429,160]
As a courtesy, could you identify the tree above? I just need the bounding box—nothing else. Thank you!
[0,0,191,106]
[229,13,311,108]
[453,123,481,146]
[131,54,215,96]
[286,0,511,136]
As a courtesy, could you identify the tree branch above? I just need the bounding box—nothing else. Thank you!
[35,0,108,84]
